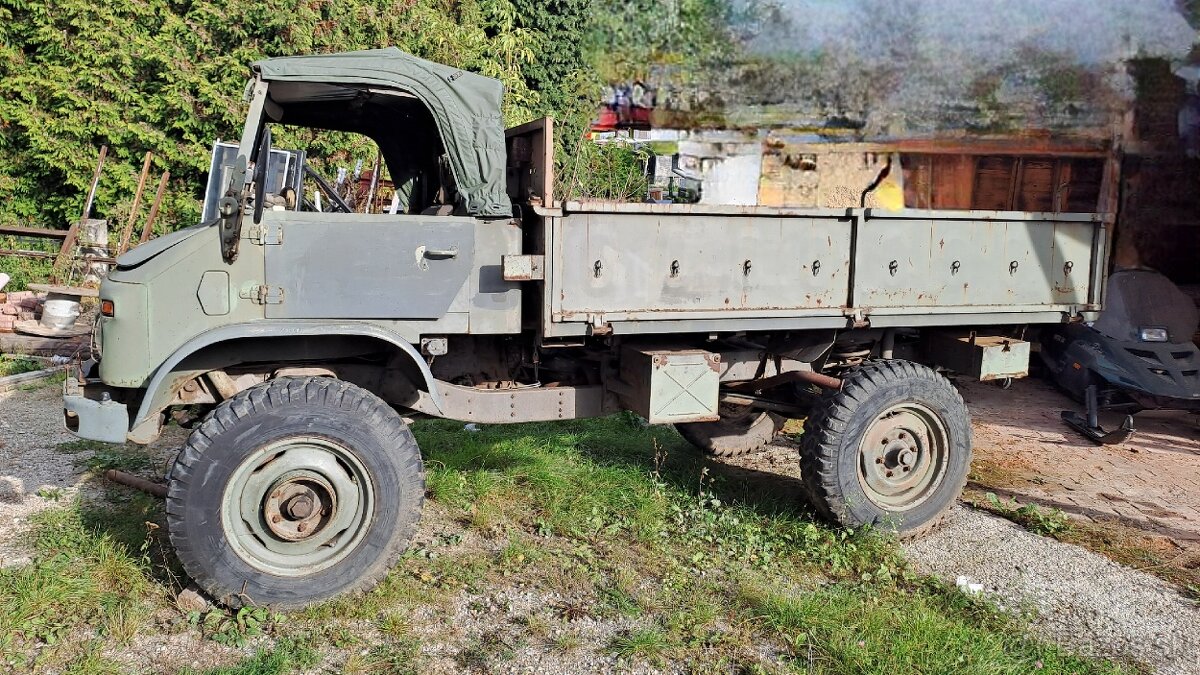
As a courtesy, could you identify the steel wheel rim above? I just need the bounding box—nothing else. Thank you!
[856,402,949,512]
[221,436,374,576]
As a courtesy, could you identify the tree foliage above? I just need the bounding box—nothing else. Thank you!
[0,0,550,231]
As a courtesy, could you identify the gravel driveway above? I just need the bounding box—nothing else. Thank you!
[0,381,78,566]
[905,506,1200,675]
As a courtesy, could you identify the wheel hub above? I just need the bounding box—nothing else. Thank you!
[857,404,949,511]
[263,473,336,541]
[221,436,374,577]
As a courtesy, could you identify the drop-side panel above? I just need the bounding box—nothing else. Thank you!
[555,211,852,321]
[854,212,1096,309]
[1051,221,1096,305]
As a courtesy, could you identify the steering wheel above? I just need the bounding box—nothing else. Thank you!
[252,126,272,224]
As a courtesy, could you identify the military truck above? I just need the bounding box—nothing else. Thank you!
[63,48,1111,608]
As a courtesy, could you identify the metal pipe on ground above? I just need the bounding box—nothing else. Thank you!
[104,469,168,498]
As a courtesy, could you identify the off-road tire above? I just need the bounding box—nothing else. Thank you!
[676,411,786,457]
[166,377,424,609]
[799,360,971,538]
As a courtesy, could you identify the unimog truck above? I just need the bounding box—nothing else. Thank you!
[63,48,1111,608]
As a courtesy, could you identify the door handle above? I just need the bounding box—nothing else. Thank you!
[422,246,459,260]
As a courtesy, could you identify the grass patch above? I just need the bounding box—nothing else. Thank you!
[738,580,1127,674]
[0,503,157,670]
[610,627,670,664]
[181,637,318,675]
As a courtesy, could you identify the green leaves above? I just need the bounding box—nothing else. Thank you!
[0,0,554,232]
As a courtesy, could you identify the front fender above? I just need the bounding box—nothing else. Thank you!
[128,321,442,443]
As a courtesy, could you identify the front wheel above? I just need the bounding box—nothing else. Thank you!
[799,360,971,537]
[166,377,424,609]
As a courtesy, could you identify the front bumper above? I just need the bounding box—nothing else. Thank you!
[63,365,130,444]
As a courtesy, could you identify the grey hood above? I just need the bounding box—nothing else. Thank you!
[115,221,210,270]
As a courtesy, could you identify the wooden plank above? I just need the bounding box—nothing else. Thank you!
[0,366,64,394]
[0,332,87,356]
[140,171,169,244]
[930,155,976,209]
[51,220,81,283]
[119,152,153,255]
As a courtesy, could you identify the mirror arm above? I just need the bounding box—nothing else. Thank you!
[218,156,247,263]
[222,77,270,263]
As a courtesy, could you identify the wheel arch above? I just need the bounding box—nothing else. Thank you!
[129,322,443,443]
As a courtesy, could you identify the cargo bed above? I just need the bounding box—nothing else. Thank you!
[534,200,1108,337]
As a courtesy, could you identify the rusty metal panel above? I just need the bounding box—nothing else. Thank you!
[556,211,851,320]
[1051,221,1095,304]
[502,254,545,281]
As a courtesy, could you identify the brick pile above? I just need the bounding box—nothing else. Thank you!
[0,291,42,333]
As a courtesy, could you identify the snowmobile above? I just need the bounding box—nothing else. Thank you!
[1040,267,1200,444]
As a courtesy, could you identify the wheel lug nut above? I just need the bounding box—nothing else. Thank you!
[271,514,281,523]
[298,522,308,533]
[885,471,894,478]
[902,466,911,472]
[875,457,883,464]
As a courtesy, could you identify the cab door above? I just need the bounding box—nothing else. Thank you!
[260,211,474,319]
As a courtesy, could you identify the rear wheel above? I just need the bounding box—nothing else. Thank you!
[676,405,786,457]
[799,360,971,537]
[166,377,424,609]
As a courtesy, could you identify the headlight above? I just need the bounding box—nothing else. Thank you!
[1139,327,1169,342]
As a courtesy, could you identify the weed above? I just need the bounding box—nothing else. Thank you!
[84,445,158,475]
[610,627,671,664]
[552,630,581,651]
[190,606,282,648]
[36,486,64,501]
[984,493,1073,537]
[181,637,317,675]
[597,579,642,618]
[60,641,122,675]
[0,355,44,378]
[356,637,422,674]
[456,630,517,670]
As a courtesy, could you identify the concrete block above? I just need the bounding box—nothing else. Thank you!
[0,304,16,316]
[5,291,33,302]
[0,316,15,332]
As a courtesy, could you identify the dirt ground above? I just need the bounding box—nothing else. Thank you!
[958,376,1200,542]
